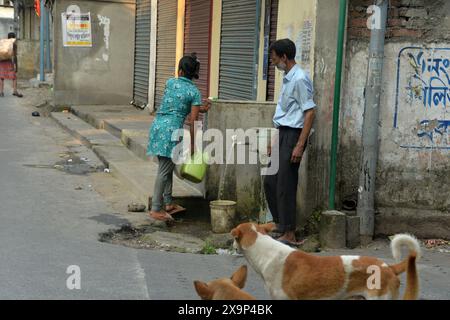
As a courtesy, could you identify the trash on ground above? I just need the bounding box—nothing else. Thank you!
[32,111,40,117]
[128,203,146,212]
[424,239,449,249]
[104,168,110,173]
[75,186,83,190]
[217,248,241,256]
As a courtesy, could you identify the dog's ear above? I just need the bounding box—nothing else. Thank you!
[230,227,241,240]
[258,222,276,234]
[194,281,213,300]
[231,265,248,289]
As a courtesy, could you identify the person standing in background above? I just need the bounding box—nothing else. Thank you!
[264,39,316,246]
[0,32,23,98]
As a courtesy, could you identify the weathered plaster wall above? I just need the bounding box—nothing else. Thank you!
[340,0,450,238]
[306,0,341,218]
[206,101,276,221]
[53,0,135,106]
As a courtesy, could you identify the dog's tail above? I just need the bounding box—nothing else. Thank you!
[388,234,421,300]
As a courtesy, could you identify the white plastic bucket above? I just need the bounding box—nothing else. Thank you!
[209,200,237,233]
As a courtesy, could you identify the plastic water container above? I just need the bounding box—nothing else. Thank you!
[210,200,237,233]
[180,152,209,183]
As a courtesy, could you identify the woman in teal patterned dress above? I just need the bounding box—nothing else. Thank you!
[147,53,210,222]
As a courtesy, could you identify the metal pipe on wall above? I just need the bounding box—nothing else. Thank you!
[44,2,51,71]
[356,0,388,243]
[39,0,45,81]
[13,0,19,38]
[328,0,348,210]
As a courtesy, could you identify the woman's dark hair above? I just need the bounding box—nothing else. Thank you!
[179,53,200,80]
[269,38,296,60]
[8,32,16,39]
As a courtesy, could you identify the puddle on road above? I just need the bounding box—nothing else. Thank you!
[24,153,104,175]
[89,213,130,226]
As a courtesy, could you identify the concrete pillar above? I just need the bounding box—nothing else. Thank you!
[346,215,361,249]
[319,210,346,249]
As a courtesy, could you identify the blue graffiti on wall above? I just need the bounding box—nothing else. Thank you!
[394,47,450,149]
[417,120,450,142]
[407,51,450,108]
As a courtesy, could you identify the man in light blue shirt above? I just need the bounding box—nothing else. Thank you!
[264,39,316,246]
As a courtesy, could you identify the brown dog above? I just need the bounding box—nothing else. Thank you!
[231,222,421,300]
[193,265,256,300]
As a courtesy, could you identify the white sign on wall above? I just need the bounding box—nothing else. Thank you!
[61,12,92,47]
[395,47,450,150]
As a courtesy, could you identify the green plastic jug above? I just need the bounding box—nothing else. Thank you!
[180,152,209,183]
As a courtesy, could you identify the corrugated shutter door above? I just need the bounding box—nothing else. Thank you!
[219,0,260,100]
[184,0,211,101]
[154,0,178,109]
[133,0,151,107]
[266,0,278,101]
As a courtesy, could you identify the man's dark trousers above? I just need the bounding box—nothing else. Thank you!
[264,126,302,233]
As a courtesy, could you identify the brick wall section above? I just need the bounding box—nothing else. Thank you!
[348,0,446,41]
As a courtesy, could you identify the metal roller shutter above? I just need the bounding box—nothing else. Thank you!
[219,0,260,100]
[184,0,212,101]
[133,0,152,107]
[266,0,278,101]
[154,0,178,109]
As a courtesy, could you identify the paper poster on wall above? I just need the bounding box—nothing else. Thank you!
[298,19,312,73]
[61,12,92,47]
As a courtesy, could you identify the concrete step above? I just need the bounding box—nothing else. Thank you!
[50,112,207,216]
[104,119,150,139]
[70,105,153,161]
[71,105,150,129]
[120,130,149,161]
[51,112,123,148]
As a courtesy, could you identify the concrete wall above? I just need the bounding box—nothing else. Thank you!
[53,0,135,106]
[0,6,14,39]
[209,0,221,99]
[16,40,40,79]
[273,0,316,101]
[16,5,43,79]
[206,101,276,221]
[340,41,450,238]
[302,0,341,221]
[339,0,450,238]
[0,16,13,38]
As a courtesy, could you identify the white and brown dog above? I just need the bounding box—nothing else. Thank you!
[231,223,421,300]
[194,265,256,300]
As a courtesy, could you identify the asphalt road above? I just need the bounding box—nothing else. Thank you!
[0,84,448,300]
[0,85,269,300]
